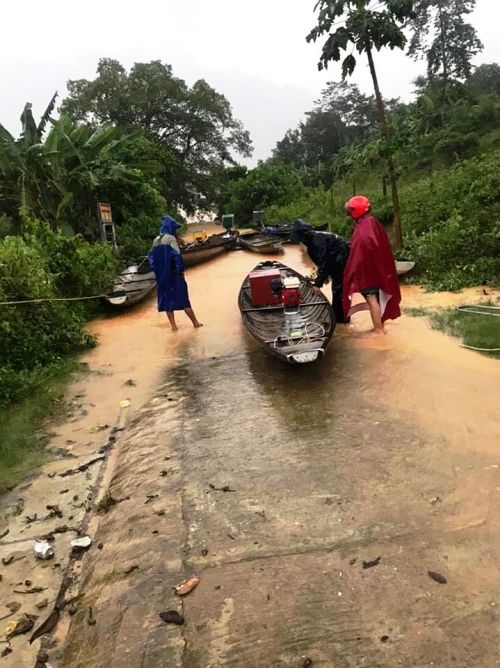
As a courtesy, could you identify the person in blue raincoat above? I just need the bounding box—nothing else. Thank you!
[148,215,203,332]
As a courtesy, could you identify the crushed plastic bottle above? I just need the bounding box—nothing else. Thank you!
[34,540,54,560]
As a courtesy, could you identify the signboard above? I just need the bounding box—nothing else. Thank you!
[97,202,113,223]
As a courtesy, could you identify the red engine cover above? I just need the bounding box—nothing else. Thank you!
[281,287,301,308]
[249,268,282,306]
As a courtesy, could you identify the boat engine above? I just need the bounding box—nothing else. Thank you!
[281,276,301,309]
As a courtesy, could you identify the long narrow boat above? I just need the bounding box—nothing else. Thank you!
[239,261,335,364]
[182,232,237,267]
[105,262,156,307]
[238,232,284,254]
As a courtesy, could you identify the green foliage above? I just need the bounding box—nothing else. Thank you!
[0,358,76,493]
[429,309,500,358]
[266,186,351,237]
[409,0,483,80]
[0,224,118,407]
[266,152,500,291]
[307,0,413,73]
[0,108,161,236]
[218,163,304,225]
[61,58,253,212]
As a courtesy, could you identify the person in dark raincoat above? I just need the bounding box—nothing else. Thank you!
[290,219,350,324]
[343,195,401,335]
[148,215,203,332]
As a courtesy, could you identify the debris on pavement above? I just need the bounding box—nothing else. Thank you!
[201,548,209,557]
[30,607,60,644]
[430,496,442,505]
[123,564,139,575]
[380,635,390,643]
[87,607,96,626]
[124,379,137,386]
[13,587,47,595]
[302,658,313,667]
[95,424,110,431]
[428,570,447,584]
[175,576,200,596]
[35,599,49,610]
[34,541,54,560]
[349,558,357,565]
[145,494,159,504]
[159,610,185,625]
[0,528,9,540]
[5,613,37,638]
[2,556,14,566]
[362,556,381,569]
[209,483,235,492]
[70,536,92,550]
[1,646,13,658]
[119,400,131,409]
[59,455,105,477]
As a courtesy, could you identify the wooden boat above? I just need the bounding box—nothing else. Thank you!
[182,232,237,267]
[239,261,335,364]
[238,232,284,254]
[105,261,156,307]
[396,260,416,276]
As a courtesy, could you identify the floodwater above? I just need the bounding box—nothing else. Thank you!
[1,227,499,667]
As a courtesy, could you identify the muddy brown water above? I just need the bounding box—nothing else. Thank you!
[1,228,499,667]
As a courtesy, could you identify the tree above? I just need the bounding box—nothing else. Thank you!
[408,0,483,81]
[307,0,414,248]
[218,163,304,224]
[467,63,500,96]
[0,101,160,236]
[61,59,252,211]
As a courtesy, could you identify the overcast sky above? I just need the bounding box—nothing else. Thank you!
[1,0,498,164]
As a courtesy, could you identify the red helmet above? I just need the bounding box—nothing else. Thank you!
[345,195,371,220]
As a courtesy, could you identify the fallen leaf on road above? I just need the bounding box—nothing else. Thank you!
[175,576,200,596]
[428,570,447,584]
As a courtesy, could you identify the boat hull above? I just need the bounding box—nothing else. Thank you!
[105,264,156,307]
[238,233,284,254]
[239,261,335,364]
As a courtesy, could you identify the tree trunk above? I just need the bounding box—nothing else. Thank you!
[437,1,449,80]
[366,45,403,249]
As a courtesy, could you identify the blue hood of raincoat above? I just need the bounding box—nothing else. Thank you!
[160,215,181,236]
[290,219,312,242]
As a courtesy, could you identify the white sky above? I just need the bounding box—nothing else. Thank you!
[1,0,498,164]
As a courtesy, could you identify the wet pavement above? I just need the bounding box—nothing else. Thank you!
[1,233,500,667]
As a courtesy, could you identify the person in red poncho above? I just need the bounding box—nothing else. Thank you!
[342,195,401,335]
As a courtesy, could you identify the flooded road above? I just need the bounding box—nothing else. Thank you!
[2,231,499,667]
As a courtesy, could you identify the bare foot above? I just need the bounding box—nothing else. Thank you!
[171,325,179,332]
[193,322,204,328]
[361,328,386,338]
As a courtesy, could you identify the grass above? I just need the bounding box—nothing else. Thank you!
[0,359,77,494]
[406,306,500,358]
[430,309,500,358]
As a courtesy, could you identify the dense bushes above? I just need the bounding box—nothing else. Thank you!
[0,223,118,406]
[265,152,500,290]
